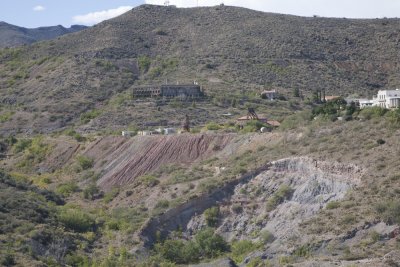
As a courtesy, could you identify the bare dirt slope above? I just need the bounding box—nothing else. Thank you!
[83,134,235,190]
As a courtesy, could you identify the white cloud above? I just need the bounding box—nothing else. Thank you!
[33,5,46,12]
[144,0,400,18]
[72,6,133,25]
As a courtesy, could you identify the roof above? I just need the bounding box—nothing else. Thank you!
[261,90,277,94]
[324,96,341,101]
[237,116,268,121]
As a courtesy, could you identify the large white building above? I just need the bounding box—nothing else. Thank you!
[372,89,400,108]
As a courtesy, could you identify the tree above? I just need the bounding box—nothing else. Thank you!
[293,88,300,97]
[204,207,219,227]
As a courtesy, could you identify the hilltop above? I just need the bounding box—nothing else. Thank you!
[1,5,400,134]
[0,21,87,48]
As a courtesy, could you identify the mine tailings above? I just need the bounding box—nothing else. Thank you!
[83,134,235,190]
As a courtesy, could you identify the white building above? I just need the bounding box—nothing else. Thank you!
[163,128,176,135]
[359,99,374,108]
[372,89,400,108]
[155,128,176,135]
[122,131,135,137]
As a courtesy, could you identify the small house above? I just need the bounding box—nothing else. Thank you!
[122,131,135,137]
[359,100,374,109]
[324,96,341,102]
[164,128,176,135]
[137,131,159,136]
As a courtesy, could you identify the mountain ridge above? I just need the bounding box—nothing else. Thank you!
[0,21,87,48]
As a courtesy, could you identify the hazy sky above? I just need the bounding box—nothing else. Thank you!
[2,0,400,28]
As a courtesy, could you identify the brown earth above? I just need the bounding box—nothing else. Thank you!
[83,134,235,190]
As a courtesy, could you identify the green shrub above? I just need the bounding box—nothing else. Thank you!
[80,109,101,123]
[266,185,294,211]
[385,109,400,128]
[13,138,32,153]
[65,129,86,142]
[157,239,186,263]
[232,204,243,214]
[194,228,229,259]
[148,66,162,78]
[0,111,14,123]
[56,182,79,197]
[14,137,51,169]
[231,240,260,264]
[260,230,275,244]
[58,208,95,232]
[293,245,311,258]
[375,200,400,225]
[241,120,270,133]
[103,187,119,203]
[206,122,221,131]
[155,199,170,209]
[77,155,93,170]
[376,139,386,145]
[341,214,356,225]
[83,183,99,200]
[359,106,387,120]
[326,201,341,209]
[204,207,219,227]
[155,228,228,264]
[138,55,151,73]
[140,175,160,187]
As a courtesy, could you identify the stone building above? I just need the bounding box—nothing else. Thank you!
[132,84,203,98]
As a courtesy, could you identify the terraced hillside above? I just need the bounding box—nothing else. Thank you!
[1,4,400,134]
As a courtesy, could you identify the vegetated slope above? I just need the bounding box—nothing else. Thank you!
[1,4,400,133]
[138,157,365,263]
[83,134,234,190]
[0,171,82,266]
[3,112,400,265]
[0,21,87,48]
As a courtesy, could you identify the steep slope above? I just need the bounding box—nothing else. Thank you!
[0,21,87,48]
[1,4,400,133]
[83,134,234,190]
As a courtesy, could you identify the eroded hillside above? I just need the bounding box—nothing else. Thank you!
[2,112,400,266]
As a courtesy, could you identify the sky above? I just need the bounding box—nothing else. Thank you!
[2,0,400,28]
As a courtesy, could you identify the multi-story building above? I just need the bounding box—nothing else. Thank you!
[372,89,400,108]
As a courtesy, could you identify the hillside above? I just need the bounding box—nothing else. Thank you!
[2,107,400,265]
[0,21,86,48]
[1,5,400,135]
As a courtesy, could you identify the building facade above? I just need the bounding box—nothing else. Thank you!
[132,84,203,98]
[372,89,400,108]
